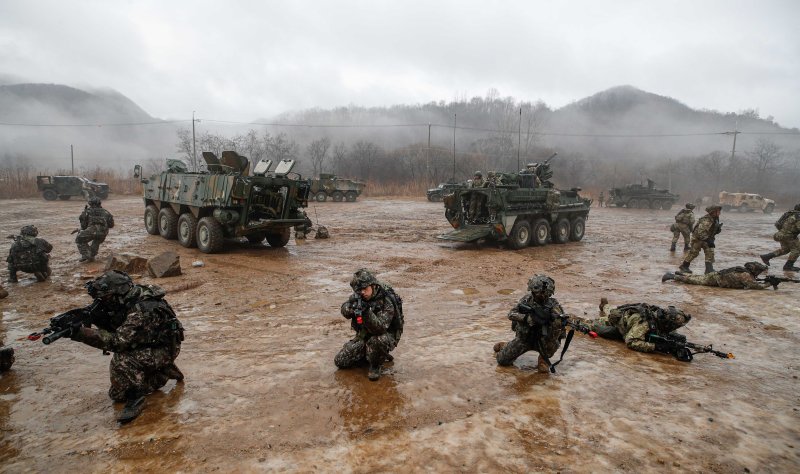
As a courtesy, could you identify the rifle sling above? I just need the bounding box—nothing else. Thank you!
[540,329,575,374]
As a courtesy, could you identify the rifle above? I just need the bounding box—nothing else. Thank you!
[517,304,599,338]
[515,303,598,373]
[28,301,101,345]
[758,275,800,290]
[707,222,723,248]
[647,333,734,362]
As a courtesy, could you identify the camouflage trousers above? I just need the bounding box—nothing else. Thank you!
[75,225,108,259]
[496,332,563,366]
[773,237,800,260]
[108,346,180,401]
[674,273,721,287]
[584,314,654,353]
[468,195,485,221]
[684,239,714,263]
[334,334,396,368]
[671,224,691,246]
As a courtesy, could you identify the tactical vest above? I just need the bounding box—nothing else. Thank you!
[675,209,693,225]
[775,211,798,231]
[612,303,688,335]
[717,266,747,276]
[82,208,112,228]
[10,237,45,266]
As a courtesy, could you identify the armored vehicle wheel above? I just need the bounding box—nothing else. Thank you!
[58,195,71,201]
[177,213,198,248]
[144,205,160,235]
[721,205,731,212]
[569,216,586,241]
[158,208,179,239]
[43,189,58,201]
[650,200,660,209]
[553,218,570,244]
[763,204,775,214]
[266,228,291,248]
[531,218,551,246]
[246,232,266,244]
[626,199,636,208]
[739,203,750,212]
[661,202,673,210]
[345,191,358,202]
[508,220,532,249]
[315,191,327,202]
[197,217,225,253]
[332,191,344,202]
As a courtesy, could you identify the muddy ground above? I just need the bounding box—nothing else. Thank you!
[0,196,798,473]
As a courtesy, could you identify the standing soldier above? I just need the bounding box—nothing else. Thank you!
[335,268,403,381]
[598,191,605,208]
[467,171,485,222]
[678,205,722,274]
[760,204,800,272]
[663,262,771,289]
[6,225,52,283]
[68,270,184,423]
[670,203,696,252]
[76,197,114,262]
[494,274,568,373]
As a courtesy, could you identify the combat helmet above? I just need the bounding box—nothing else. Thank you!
[350,268,377,292]
[88,197,102,207]
[705,205,722,213]
[655,306,691,333]
[473,171,482,178]
[794,203,800,211]
[744,261,768,276]
[20,225,38,237]
[527,274,555,298]
[85,270,133,301]
[685,203,695,210]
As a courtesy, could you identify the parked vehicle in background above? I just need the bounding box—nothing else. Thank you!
[608,179,678,210]
[133,152,310,253]
[718,191,775,214]
[36,176,110,201]
[426,182,464,202]
[309,173,366,202]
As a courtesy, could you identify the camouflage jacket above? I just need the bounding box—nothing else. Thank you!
[691,214,720,242]
[605,306,655,353]
[774,212,800,240]
[507,294,566,346]
[674,209,695,227]
[73,285,183,354]
[469,177,484,189]
[714,267,770,289]
[341,283,403,341]
[7,236,52,266]
[80,207,114,230]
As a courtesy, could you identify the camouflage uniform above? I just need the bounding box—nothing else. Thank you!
[598,191,605,208]
[295,213,313,239]
[670,204,695,251]
[581,302,691,353]
[761,206,800,271]
[7,225,53,283]
[680,206,722,274]
[335,269,403,380]
[0,339,14,372]
[665,262,770,290]
[71,271,184,403]
[76,198,114,262]
[485,171,503,187]
[467,172,485,222]
[496,275,567,372]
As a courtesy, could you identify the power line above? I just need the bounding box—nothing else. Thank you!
[0,119,190,127]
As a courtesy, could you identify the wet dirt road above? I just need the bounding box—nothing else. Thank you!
[1,197,798,472]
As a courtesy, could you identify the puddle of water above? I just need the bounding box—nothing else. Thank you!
[497,289,516,295]
[451,288,479,295]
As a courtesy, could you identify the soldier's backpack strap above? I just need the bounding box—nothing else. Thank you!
[615,303,657,332]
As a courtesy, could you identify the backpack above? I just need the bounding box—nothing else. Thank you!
[717,266,747,276]
[613,303,688,334]
[382,284,404,343]
[775,211,798,230]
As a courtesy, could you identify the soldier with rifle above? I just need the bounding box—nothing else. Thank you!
[6,225,52,283]
[670,203,696,252]
[678,205,723,275]
[29,270,184,423]
[663,262,779,290]
[573,298,733,361]
[75,197,114,262]
[494,274,596,373]
[760,203,800,272]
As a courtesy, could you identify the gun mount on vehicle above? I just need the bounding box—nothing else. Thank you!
[437,158,591,249]
[608,179,679,210]
[133,151,310,253]
[309,173,365,202]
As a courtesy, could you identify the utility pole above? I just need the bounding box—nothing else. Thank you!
[452,114,456,182]
[726,123,740,163]
[667,158,672,192]
[427,123,431,183]
[517,107,522,171]
[70,145,74,175]
[192,111,198,172]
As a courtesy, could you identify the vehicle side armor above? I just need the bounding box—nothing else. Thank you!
[309,173,365,202]
[37,176,110,201]
[718,191,775,214]
[608,179,678,210]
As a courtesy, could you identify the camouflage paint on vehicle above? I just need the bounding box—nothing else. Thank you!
[309,173,366,202]
[718,191,775,214]
[608,179,678,210]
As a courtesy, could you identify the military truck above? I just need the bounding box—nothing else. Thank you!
[309,173,365,202]
[718,191,775,214]
[437,162,591,249]
[36,175,110,201]
[133,152,310,253]
[426,182,464,202]
[608,179,678,209]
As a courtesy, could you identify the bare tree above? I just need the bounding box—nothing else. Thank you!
[747,138,784,190]
[307,137,331,177]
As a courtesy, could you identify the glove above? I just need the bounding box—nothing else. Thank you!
[715,223,723,234]
[652,338,673,354]
[707,237,715,248]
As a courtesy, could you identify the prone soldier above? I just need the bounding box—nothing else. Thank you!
[678,205,722,274]
[6,225,52,283]
[76,197,114,262]
[760,203,800,272]
[663,262,771,290]
[670,203,696,252]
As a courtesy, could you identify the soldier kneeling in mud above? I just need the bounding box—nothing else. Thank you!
[663,261,772,290]
[494,274,568,373]
[6,225,52,283]
[574,298,691,357]
[68,271,184,423]
[335,269,403,381]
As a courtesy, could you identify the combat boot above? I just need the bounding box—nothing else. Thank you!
[683,243,690,251]
[669,243,676,252]
[493,341,506,353]
[705,262,715,274]
[783,259,800,272]
[761,252,775,266]
[164,363,184,382]
[536,355,550,374]
[8,272,18,283]
[117,394,146,424]
[368,363,382,381]
[678,261,692,274]
[662,272,676,282]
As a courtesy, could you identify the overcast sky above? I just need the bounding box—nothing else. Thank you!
[1,0,798,128]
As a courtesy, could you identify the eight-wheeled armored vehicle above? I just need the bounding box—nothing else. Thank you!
[133,152,310,253]
[608,179,678,209]
[437,162,591,249]
[36,175,110,201]
[309,173,365,202]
